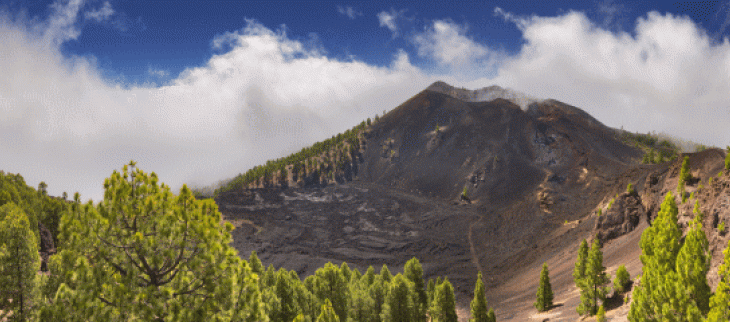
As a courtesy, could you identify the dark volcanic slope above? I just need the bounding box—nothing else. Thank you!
[216,84,729,321]
[359,89,640,206]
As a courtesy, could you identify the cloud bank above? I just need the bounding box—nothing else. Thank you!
[2,1,730,201]
[0,4,432,201]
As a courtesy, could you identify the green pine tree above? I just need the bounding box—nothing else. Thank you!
[0,203,41,322]
[274,269,299,322]
[534,263,554,312]
[404,257,428,322]
[317,299,340,322]
[45,162,241,321]
[707,239,730,321]
[430,278,458,322]
[678,155,691,193]
[629,192,682,322]
[380,265,392,283]
[427,278,436,306]
[577,239,609,316]
[249,251,265,276]
[312,262,350,322]
[362,266,376,287]
[675,216,711,315]
[471,272,495,322]
[573,239,589,283]
[382,274,413,322]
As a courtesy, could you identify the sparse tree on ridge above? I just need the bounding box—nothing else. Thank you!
[573,239,589,283]
[577,239,609,317]
[534,263,553,312]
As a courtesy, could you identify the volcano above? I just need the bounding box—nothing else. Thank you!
[216,82,730,321]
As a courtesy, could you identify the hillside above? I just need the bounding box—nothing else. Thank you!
[214,82,730,320]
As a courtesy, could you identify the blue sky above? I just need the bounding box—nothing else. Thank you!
[2,0,730,200]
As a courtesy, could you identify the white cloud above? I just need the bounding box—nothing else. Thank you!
[483,9,730,148]
[84,1,114,22]
[337,5,361,20]
[42,0,84,48]
[413,19,505,77]
[0,9,432,201]
[377,9,400,38]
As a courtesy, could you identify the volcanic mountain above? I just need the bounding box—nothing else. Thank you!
[216,82,730,321]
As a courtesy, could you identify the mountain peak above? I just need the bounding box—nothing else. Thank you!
[426,81,542,110]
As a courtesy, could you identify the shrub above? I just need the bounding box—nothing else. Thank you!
[613,265,631,295]
[720,221,726,234]
[627,183,635,194]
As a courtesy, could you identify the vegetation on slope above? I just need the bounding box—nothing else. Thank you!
[1,162,497,322]
[0,171,67,248]
[211,120,370,196]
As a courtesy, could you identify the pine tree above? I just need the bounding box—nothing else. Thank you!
[0,203,41,322]
[231,264,269,322]
[274,269,298,322]
[577,239,609,316]
[534,262,553,312]
[430,278,458,322]
[312,262,350,322]
[678,155,691,193]
[362,266,376,286]
[675,216,711,315]
[317,299,340,322]
[368,276,387,320]
[404,257,428,322]
[427,278,437,306]
[707,239,730,322]
[348,283,374,322]
[573,239,589,283]
[629,192,682,322]
[380,264,392,283]
[471,272,495,322]
[613,264,630,295]
[382,274,413,322]
[46,162,241,321]
[249,251,265,276]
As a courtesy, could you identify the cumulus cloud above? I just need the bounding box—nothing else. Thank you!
[377,9,401,38]
[84,1,114,22]
[337,5,361,20]
[0,7,432,201]
[484,9,730,148]
[413,19,505,77]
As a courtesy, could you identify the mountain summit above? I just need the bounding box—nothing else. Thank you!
[426,81,543,109]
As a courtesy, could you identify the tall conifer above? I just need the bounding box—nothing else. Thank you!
[577,239,609,316]
[534,263,554,312]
